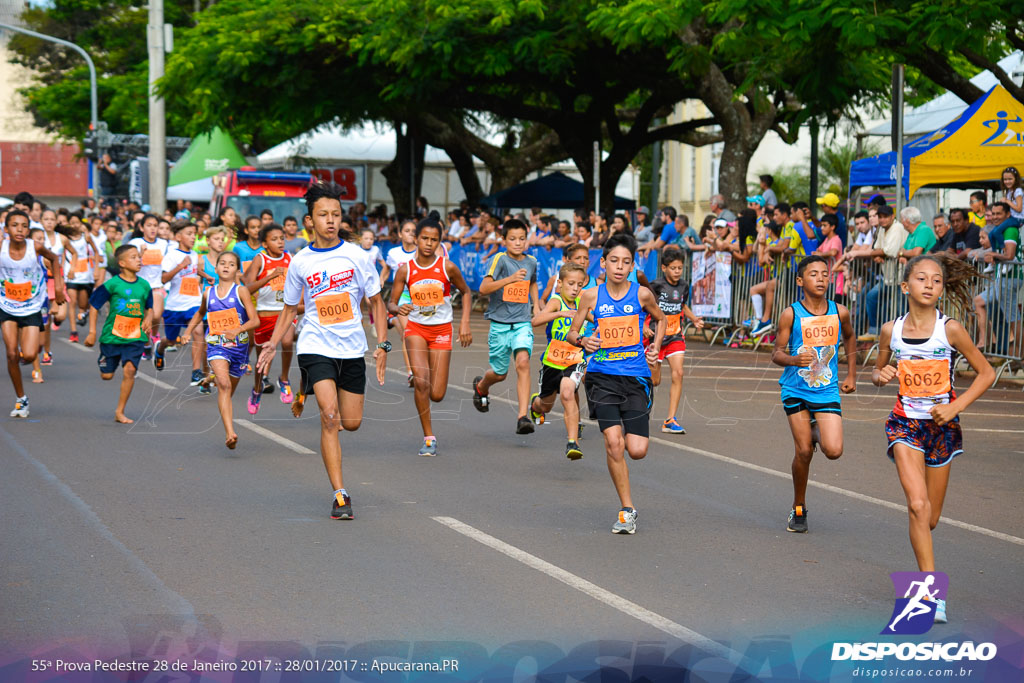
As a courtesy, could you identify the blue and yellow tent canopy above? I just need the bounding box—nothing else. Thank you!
[850,84,1024,199]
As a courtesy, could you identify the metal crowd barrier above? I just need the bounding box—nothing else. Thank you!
[676,246,1022,388]
[958,259,1023,387]
[382,234,1023,388]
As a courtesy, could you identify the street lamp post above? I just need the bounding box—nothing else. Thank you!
[0,21,100,197]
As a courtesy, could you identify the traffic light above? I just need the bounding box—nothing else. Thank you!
[82,127,99,161]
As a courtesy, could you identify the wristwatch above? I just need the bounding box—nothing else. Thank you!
[376,341,392,353]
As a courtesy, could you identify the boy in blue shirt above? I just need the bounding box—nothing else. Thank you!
[770,255,857,533]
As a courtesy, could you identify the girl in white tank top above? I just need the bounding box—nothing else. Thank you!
[872,254,994,619]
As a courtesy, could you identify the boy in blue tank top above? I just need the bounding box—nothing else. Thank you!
[770,255,857,533]
[567,233,666,535]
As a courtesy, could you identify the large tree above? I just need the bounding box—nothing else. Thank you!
[829,0,1024,105]
[7,0,200,140]
[347,0,724,210]
[586,0,898,209]
[160,0,569,208]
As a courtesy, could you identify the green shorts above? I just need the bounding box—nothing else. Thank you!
[487,320,533,376]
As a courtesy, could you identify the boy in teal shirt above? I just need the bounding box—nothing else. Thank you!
[85,244,154,424]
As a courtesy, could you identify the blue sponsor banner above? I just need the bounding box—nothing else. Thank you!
[379,242,661,293]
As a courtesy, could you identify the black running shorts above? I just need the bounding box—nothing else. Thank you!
[297,354,366,395]
[584,372,653,437]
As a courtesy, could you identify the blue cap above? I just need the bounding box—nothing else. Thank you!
[746,195,766,207]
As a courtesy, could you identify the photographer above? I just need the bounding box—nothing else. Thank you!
[97,153,119,201]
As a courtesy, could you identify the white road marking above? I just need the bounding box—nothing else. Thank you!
[393,369,1024,547]
[136,372,176,391]
[233,419,314,454]
[59,338,91,353]
[432,516,740,663]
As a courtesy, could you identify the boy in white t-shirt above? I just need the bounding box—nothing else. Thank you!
[257,181,389,521]
[155,223,204,379]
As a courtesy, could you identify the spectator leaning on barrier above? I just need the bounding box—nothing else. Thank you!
[634,206,654,245]
[790,201,820,254]
[857,205,908,336]
[816,192,847,247]
[707,218,730,251]
[929,213,954,253]
[637,206,680,254]
[948,208,981,257]
[897,206,937,262]
[760,175,778,210]
[850,210,875,248]
[747,195,766,222]
[710,194,737,223]
[728,209,758,264]
[591,213,610,249]
[745,218,784,335]
[972,201,1021,354]
[769,203,805,259]
[575,222,593,247]
[679,214,704,252]
[555,220,573,248]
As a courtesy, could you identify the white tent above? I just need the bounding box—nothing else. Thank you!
[257,122,472,166]
[867,51,1024,136]
[255,121,638,214]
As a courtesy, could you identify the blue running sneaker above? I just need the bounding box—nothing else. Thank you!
[661,417,686,434]
[418,437,437,457]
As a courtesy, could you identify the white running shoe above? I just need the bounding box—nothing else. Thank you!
[10,396,29,418]
[612,508,637,534]
[934,598,947,624]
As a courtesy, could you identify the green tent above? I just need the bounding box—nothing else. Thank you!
[167,127,248,201]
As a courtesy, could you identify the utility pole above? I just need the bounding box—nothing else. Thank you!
[892,64,905,213]
[809,119,820,208]
[0,22,99,196]
[593,141,600,214]
[148,0,167,211]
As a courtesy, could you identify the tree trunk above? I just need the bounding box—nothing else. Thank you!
[717,138,754,214]
[381,120,426,216]
[416,114,565,205]
[446,145,484,206]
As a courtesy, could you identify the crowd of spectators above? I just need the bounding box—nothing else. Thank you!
[5,165,1020,356]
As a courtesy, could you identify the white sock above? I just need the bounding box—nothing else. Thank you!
[752,294,764,320]
[333,488,348,502]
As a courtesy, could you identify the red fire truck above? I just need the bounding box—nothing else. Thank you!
[211,168,313,221]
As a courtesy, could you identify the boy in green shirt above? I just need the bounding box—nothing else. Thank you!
[84,245,154,424]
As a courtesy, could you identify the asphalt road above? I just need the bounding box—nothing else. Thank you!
[2,312,1022,680]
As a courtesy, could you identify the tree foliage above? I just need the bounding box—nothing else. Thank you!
[7,0,199,140]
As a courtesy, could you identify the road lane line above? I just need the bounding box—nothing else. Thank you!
[59,337,91,352]
[432,515,741,664]
[136,372,177,390]
[233,419,315,455]
[394,369,1024,547]
[0,424,198,619]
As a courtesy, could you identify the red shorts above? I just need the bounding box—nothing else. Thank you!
[644,338,686,361]
[404,320,453,350]
[254,313,296,346]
